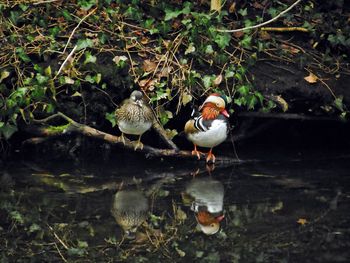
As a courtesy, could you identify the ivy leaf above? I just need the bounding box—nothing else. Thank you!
[202,75,212,89]
[334,96,344,112]
[1,123,18,139]
[214,33,231,49]
[76,39,94,51]
[16,47,31,63]
[84,52,97,64]
[105,112,117,127]
[0,70,10,83]
[237,85,250,96]
[181,92,192,106]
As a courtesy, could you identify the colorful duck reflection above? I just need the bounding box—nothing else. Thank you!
[111,189,149,239]
[183,177,225,235]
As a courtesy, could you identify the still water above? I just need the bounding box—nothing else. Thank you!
[1,152,350,262]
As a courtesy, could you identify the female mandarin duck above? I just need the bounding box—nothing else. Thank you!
[184,93,230,163]
[115,90,154,150]
[184,177,225,235]
[111,190,149,239]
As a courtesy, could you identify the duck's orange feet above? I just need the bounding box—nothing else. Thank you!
[206,148,216,164]
[191,145,203,160]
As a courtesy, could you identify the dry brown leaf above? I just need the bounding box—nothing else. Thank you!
[281,44,300,54]
[304,73,318,84]
[138,78,156,91]
[162,40,171,49]
[259,31,271,40]
[297,218,308,225]
[112,55,128,65]
[229,2,236,13]
[252,2,265,9]
[213,74,223,86]
[140,37,149,45]
[142,59,157,72]
[274,95,288,112]
[138,52,148,58]
[159,66,172,78]
[125,42,137,50]
[233,31,244,39]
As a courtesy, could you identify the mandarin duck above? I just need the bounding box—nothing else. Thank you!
[111,190,149,239]
[184,93,229,163]
[183,177,225,235]
[115,90,154,150]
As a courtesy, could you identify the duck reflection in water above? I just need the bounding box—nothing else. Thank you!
[111,189,149,239]
[183,177,225,235]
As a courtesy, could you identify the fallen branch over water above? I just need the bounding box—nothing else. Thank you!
[30,112,240,164]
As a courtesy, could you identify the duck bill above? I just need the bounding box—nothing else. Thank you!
[136,100,143,107]
[216,214,225,222]
[220,109,229,118]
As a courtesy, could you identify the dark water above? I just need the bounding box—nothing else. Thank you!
[1,151,350,262]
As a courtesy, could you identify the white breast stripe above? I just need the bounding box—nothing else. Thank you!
[194,116,207,131]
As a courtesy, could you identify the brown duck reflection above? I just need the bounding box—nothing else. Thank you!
[111,190,149,239]
[183,177,225,235]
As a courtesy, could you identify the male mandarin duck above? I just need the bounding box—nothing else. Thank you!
[183,177,225,235]
[115,90,154,150]
[184,93,230,163]
[111,190,149,239]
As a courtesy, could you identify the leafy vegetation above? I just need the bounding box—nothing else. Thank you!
[0,0,349,142]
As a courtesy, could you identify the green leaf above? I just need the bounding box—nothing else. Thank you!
[202,75,213,89]
[105,112,117,127]
[248,95,258,110]
[237,85,250,96]
[67,247,85,256]
[29,223,42,233]
[76,38,94,51]
[84,51,97,64]
[214,33,231,49]
[240,35,252,49]
[78,240,88,248]
[1,124,18,139]
[238,8,247,16]
[16,47,31,63]
[62,9,73,21]
[205,45,214,54]
[10,11,20,25]
[77,0,96,11]
[334,96,344,112]
[85,74,95,83]
[36,74,49,84]
[164,2,191,21]
[181,92,192,106]
[9,211,24,224]
[0,70,10,83]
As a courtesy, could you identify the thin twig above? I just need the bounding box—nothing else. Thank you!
[217,0,303,33]
[54,242,68,263]
[62,7,97,54]
[47,224,69,250]
[33,0,60,5]
[54,45,77,79]
[261,27,309,33]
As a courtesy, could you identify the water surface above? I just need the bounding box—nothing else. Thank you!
[1,152,350,262]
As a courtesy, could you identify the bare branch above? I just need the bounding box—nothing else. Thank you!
[217,0,303,33]
[29,112,242,164]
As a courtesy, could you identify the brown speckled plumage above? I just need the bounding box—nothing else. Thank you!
[115,99,154,123]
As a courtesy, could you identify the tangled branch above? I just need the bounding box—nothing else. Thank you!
[31,112,241,164]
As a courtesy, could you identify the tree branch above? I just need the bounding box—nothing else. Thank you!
[29,112,242,164]
[217,0,303,33]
